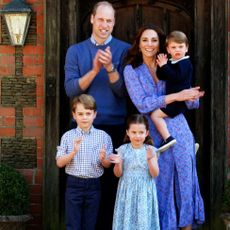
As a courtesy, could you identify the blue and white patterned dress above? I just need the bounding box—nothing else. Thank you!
[112,143,160,230]
[124,64,205,230]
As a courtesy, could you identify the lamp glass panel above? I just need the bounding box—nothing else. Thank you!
[5,13,28,45]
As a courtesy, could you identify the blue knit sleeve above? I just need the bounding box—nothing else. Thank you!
[109,45,130,97]
[109,77,126,97]
[64,45,84,98]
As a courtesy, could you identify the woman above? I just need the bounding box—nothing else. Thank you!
[123,25,205,230]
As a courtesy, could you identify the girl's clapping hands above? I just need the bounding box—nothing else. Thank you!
[109,153,122,164]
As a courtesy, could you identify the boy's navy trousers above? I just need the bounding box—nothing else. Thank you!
[65,175,101,230]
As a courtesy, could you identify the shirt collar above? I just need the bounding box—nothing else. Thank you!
[76,126,95,135]
[90,35,112,46]
[170,55,189,64]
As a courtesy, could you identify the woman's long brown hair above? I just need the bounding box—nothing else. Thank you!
[124,24,166,68]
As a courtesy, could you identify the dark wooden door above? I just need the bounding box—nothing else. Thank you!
[60,0,201,227]
[45,0,228,229]
[59,0,203,226]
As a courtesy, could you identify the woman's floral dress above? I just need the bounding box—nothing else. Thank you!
[124,64,205,229]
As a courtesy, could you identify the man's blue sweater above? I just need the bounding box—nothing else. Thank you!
[65,37,130,125]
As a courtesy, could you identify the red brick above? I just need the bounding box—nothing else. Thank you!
[0,65,15,75]
[36,138,43,148]
[37,34,45,45]
[37,158,43,168]
[23,108,44,116]
[35,169,43,184]
[37,146,43,157]
[32,4,44,14]
[3,116,15,126]
[23,46,44,55]
[23,56,35,65]
[20,170,34,184]
[2,0,12,4]
[23,127,43,137]
[37,14,44,24]
[30,194,42,203]
[0,46,15,54]
[36,77,44,86]
[36,96,45,107]
[0,55,15,65]
[37,24,44,35]
[0,128,15,136]
[36,85,44,97]
[0,107,15,116]
[24,116,44,127]
[27,0,40,4]
[23,65,44,76]
[23,55,44,65]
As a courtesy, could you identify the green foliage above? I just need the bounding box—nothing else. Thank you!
[0,164,29,215]
[222,179,230,213]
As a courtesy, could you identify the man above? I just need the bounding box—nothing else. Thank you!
[64,1,130,229]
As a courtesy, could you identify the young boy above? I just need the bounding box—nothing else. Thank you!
[56,94,112,230]
[151,31,193,152]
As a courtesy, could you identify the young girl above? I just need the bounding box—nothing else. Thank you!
[110,114,160,230]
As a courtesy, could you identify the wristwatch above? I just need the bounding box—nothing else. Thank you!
[106,64,117,74]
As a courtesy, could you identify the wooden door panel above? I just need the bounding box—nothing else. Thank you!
[141,6,165,28]
[113,6,137,42]
[79,1,193,44]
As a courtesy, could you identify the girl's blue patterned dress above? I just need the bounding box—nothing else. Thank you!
[112,143,160,230]
[124,64,205,230]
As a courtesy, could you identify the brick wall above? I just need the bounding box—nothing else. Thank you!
[0,0,45,229]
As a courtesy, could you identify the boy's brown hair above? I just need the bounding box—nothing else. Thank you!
[71,94,97,112]
[166,30,189,47]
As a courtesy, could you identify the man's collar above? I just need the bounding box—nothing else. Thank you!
[90,35,112,46]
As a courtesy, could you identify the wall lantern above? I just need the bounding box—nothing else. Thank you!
[0,0,32,46]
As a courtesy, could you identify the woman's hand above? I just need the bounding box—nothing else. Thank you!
[177,87,205,102]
